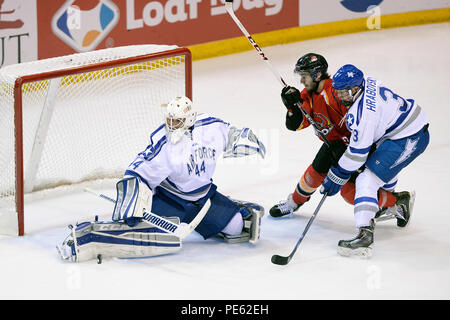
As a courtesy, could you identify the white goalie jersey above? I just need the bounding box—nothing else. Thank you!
[57,112,266,262]
[124,113,265,201]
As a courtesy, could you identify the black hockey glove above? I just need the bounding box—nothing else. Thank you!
[281,86,302,110]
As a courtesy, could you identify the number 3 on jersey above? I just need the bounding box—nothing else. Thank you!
[352,129,359,142]
[379,86,413,113]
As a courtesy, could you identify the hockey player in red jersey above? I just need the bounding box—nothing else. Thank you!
[270,53,406,225]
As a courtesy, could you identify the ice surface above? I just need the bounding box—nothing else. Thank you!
[1,23,449,300]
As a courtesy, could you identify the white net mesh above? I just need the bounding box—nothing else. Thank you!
[0,45,190,235]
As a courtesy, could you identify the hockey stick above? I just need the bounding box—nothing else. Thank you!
[224,0,332,148]
[84,187,210,239]
[271,192,328,265]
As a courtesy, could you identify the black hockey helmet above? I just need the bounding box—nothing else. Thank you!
[294,53,328,79]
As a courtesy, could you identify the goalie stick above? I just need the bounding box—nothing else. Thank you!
[84,187,210,239]
[271,192,328,265]
[224,0,332,148]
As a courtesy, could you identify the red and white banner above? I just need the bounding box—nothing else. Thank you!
[37,0,295,60]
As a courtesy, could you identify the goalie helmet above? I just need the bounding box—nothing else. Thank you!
[165,96,197,144]
[294,53,328,79]
[331,64,365,107]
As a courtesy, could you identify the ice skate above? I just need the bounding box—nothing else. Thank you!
[269,194,302,218]
[337,221,374,258]
[374,206,396,221]
[394,191,415,228]
[374,191,415,228]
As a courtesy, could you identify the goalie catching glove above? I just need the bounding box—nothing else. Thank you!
[223,126,266,159]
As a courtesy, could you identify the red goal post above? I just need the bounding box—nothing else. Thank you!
[0,45,192,236]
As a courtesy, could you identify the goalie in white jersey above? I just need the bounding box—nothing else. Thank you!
[320,64,429,258]
[57,96,265,262]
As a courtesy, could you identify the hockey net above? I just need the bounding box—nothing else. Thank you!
[0,45,192,236]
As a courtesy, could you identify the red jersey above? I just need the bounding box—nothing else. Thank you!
[289,79,350,143]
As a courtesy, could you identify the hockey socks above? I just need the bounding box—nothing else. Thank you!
[340,182,397,208]
[292,165,326,205]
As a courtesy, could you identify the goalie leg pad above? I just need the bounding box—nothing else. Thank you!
[57,218,181,262]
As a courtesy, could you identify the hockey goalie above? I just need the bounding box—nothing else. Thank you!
[57,96,265,262]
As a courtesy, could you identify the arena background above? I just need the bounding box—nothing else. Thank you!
[0,0,448,67]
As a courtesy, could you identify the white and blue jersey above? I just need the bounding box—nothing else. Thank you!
[336,76,429,228]
[124,113,231,201]
[338,76,428,176]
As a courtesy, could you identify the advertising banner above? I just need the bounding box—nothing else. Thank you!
[37,0,296,60]
[0,0,37,67]
[299,0,450,26]
[1,1,447,66]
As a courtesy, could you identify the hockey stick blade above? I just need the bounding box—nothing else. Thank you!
[271,254,291,266]
[271,193,328,265]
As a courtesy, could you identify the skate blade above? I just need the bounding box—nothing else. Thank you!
[375,215,395,223]
[374,205,397,223]
[337,246,372,259]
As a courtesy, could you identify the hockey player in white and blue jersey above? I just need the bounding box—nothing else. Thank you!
[57,96,266,262]
[320,65,429,258]
[122,96,265,241]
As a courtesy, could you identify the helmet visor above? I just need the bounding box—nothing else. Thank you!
[331,87,354,107]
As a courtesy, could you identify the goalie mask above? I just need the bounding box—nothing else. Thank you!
[165,96,197,144]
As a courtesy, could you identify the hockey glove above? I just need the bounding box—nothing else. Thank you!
[224,127,266,159]
[320,165,352,197]
[281,86,302,110]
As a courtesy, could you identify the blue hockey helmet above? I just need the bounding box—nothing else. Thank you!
[332,64,364,107]
[332,64,364,90]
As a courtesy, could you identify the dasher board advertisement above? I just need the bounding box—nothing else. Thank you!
[38,0,295,59]
[0,0,37,67]
[299,0,450,26]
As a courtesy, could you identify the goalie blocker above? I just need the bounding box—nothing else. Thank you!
[57,177,264,262]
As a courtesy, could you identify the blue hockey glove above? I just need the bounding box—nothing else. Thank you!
[320,165,352,197]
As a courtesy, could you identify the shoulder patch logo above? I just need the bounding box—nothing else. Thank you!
[346,113,355,129]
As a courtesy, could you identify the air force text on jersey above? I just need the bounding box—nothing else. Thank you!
[191,145,217,162]
[187,145,217,176]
